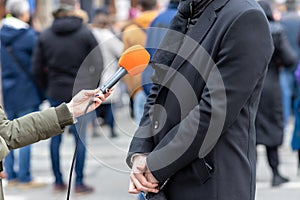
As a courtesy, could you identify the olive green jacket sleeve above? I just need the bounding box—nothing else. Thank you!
[0,103,74,150]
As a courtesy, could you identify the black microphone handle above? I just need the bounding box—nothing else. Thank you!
[100,67,127,94]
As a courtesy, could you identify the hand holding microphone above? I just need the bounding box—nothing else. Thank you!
[100,45,150,94]
[67,88,109,118]
[66,45,150,200]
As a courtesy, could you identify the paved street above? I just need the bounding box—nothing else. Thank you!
[2,105,300,200]
[256,123,300,200]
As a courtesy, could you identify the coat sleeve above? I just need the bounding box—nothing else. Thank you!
[145,9,274,183]
[0,103,73,150]
[32,36,48,90]
[126,82,160,167]
[274,25,297,68]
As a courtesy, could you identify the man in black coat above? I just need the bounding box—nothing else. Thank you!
[126,0,274,199]
[32,0,103,194]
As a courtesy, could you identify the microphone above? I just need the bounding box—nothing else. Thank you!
[100,45,150,94]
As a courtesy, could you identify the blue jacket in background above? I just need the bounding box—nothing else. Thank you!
[142,2,179,95]
[0,18,41,115]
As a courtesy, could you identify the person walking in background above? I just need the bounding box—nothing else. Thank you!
[282,0,300,175]
[126,0,274,199]
[293,52,300,175]
[121,0,158,124]
[32,0,103,194]
[91,7,124,138]
[142,0,179,96]
[279,0,300,130]
[256,0,297,187]
[0,0,46,189]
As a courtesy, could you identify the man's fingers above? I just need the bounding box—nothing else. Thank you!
[136,173,158,188]
[145,171,159,184]
[130,173,159,193]
[128,179,139,194]
[129,154,159,194]
[130,173,144,193]
[136,166,158,184]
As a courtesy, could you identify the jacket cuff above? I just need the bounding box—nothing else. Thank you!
[55,103,74,128]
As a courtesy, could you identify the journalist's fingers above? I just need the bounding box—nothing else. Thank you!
[0,172,6,179]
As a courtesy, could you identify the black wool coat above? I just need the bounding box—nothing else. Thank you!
[32,16,103,102]
[256,21,297,146]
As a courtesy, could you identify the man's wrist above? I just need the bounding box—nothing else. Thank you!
[131,153,146,165]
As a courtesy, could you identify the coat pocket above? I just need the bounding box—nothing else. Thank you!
[191,158,213,184]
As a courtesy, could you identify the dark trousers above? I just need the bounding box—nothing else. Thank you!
[266,146,279,175]
[49,99,91,186]
[96,103,115,136]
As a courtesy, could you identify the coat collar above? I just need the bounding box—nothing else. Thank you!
[158,0,230,90]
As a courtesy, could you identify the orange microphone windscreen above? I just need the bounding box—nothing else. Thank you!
[118,45,150,76]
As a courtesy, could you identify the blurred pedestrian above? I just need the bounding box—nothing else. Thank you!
[32,0,103,194]
[91,6,124,138]
[0,0,46,189]
[256,0,297,187]
[142,0,179,96]
[121,0,158,124]
[292,61,300,175]
[126,0,274,199]
[279,0,300,130]
[282,0,300,175]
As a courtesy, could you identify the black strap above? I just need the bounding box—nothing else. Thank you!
[6,46,35,80]
[5,45,45,100]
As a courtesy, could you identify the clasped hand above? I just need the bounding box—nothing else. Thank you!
[129,155,159,194]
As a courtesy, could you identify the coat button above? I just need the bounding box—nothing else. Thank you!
[154,121,159,129]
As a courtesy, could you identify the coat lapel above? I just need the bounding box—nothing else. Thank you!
[158,0,229,90]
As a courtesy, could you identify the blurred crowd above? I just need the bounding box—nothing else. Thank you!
[0,0,300,197]
[0,0,170,196]
[255,0,300,187]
